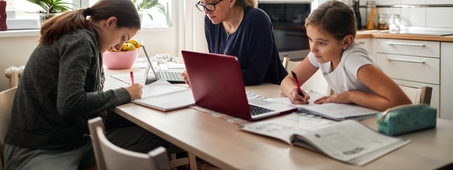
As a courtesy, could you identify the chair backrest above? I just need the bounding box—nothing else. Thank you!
[399,85,432,105]
[88,117,170,170]
[0,87,17,170]
[282,57,299,72]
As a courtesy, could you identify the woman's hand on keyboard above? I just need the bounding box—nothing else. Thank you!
[182,70,191,87]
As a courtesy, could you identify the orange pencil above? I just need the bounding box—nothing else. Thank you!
[367,7,376,30]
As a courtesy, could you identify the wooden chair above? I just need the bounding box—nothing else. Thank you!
[399,85,432,105]
[169,151,197,170]
[0,87,17,170]
[282,57,330,95]
[282,57,299,72]
[88,117,171,170]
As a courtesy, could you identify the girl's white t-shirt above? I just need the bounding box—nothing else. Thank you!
[307,43,382,94]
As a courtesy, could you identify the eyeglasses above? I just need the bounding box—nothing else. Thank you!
[195,0,223,12]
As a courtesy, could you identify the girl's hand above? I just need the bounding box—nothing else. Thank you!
[125,83,143,101]
[314,93,351,104]
[288,88,310,104]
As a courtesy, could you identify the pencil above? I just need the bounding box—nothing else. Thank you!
[130,71,135,85]
[291,71,304,97]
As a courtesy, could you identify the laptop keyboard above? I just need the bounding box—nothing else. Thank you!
[156,71,184,82]
[250,105,274,116]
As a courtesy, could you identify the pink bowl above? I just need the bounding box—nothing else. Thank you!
[103,49,138,69]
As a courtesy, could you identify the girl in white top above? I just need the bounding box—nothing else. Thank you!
[280,0,411,111]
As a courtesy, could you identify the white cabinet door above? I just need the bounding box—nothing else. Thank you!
[376,39,440,58]
[376,54,440,84]
[375,38,441,115]
[441,42,453,121]
[355,38,370,54]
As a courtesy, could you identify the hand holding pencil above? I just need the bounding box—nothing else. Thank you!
[125,71,143,100]
[289,71,309,104]
[291,71,304,97]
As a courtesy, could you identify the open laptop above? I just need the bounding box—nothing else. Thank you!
[181,50,296,121]
[142,45,185,84]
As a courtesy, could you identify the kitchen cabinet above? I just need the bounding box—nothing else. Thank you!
[355,37,378,60]
[441,42,453,121]
[375,38,440,115]
[274,29,310,61]
[355,38,370,54]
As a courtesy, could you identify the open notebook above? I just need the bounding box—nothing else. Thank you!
[266,90,379,121]
[132,79,194,111]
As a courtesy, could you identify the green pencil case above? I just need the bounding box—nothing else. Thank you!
[376,104,437,136]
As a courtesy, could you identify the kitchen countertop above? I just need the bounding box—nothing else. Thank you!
[356,30,453,42]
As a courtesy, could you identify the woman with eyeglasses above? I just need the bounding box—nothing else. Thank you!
[182,0,287,86]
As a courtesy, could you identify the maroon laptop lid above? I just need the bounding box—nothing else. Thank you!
[181,50,252,120]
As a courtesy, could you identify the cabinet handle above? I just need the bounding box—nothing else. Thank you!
[386,42,425,47]
[357,41,365,45]
[387,58,426,64]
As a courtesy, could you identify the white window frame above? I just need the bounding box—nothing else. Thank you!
[3,0,172,31]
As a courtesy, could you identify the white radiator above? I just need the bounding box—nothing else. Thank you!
[5,66,25,88]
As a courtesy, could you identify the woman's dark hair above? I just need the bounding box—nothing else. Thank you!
[40,0,141,45]
[305,0,356,41]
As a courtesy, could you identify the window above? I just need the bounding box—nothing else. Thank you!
[90,0,171,27]
[140,0,172,27]
[5,0,171,30]
[6,0,77,19]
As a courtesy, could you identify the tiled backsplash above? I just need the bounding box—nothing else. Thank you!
[357,0,453,31]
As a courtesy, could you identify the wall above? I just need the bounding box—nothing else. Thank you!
[0,35,38,91]
[0,29,179,91]
[358,0,453,32]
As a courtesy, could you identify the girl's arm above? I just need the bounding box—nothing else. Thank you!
[317,64,411,111]
[280,57,318,104]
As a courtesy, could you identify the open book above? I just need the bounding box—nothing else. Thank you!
[132,79,195,111]
[266,90,379,121]
[240,113,411,166]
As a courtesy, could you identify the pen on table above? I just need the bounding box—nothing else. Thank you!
[291,71,305,97]
[130,71,135,85]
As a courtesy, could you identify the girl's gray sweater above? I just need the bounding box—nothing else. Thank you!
[4,28,131,149]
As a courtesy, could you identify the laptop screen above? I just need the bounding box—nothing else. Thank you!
[142,45,158,85]
[181,50,253,118]
[181,50,296,121]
